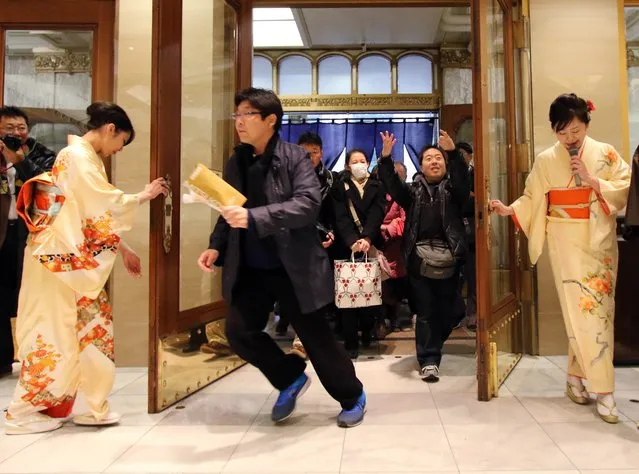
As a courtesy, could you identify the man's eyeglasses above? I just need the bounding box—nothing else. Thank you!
[231,111,261,121]
[2,125,28,134]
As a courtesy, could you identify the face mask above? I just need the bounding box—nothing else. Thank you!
[350,163,368,180]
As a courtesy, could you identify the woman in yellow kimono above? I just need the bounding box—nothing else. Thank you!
[491,94,630,424]
[4,102,167,435]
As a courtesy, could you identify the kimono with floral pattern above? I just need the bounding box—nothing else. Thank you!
[8,135,140,420]
[511,136,630,393]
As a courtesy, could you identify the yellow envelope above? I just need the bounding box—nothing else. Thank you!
[186,163,246,208]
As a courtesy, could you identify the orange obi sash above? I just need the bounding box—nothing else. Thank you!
[547,187,591,219]
[16,172,65,233]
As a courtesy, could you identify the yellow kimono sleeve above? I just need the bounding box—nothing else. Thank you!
[593,146,631,216]
[510,158,549,265]
[53,146,140,234]
[29,144,141,299]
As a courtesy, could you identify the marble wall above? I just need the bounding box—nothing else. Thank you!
[529,0,627,355]
[443,68,472,105]
[111,0,153,366]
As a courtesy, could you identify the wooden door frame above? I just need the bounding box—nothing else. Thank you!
[472,0,520,400]
[149,0,251,411]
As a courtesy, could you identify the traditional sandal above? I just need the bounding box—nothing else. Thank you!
[596,398,619,424]
[565,381,589,405]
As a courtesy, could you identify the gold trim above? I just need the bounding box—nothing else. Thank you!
[440,48,472,68]
[280,93,440,111]
[34,50,92,73]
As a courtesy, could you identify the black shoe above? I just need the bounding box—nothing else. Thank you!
[348,349,359,360]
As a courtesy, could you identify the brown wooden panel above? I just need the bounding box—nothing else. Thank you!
[149,0,183,411]
[0,0,106,23]
[177,302,228,333]
[440,104,472,141]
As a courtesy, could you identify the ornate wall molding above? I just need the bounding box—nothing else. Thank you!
[34,50,92,74]
[280,94,440,111]
[628,47,639,68]
[440,48,472,69]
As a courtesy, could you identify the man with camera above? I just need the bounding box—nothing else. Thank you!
[0,106,56,377]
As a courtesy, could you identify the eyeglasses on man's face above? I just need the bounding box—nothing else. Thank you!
[231,111,262,121]
[1,125,28,134]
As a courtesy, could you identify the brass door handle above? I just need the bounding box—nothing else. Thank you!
[163,174,173,254]
[485,177,493,251]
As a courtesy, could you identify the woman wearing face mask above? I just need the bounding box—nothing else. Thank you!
[490,94,630,424]
[378,130,470,383]
[332,149,386,359]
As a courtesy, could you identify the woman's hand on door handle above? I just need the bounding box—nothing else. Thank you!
[489,199,514,217]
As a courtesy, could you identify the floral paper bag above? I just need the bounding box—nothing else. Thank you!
[334,257,382,309]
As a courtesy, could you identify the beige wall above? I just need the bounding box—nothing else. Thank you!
[529,0,627,354]
[111,0,153,366]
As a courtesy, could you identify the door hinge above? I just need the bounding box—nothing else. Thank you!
[513,20,528,50]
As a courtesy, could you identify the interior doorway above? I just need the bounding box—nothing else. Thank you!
[252,5,477,359]
[148,0,532,411]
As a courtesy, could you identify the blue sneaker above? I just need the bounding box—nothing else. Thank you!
[271,373,311,423]
[337,391,366,428]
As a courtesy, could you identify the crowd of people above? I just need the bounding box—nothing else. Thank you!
[0,88,630,434]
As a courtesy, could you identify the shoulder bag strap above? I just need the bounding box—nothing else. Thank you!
[344,182,363,233]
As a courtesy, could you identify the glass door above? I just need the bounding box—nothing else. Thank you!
[472,0,524,400]
[148,0,250,413]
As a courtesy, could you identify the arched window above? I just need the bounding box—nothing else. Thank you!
[278,55,312,95]
[398,54,433,93]
[252,56,273,90]
[318,55,351,94]
[357,55,391,94]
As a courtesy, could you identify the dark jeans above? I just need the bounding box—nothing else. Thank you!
[341,306,378,351]
[382,277,409,327]
[409,271,459,368]
[226,267,363,409]
[0,222,20,369]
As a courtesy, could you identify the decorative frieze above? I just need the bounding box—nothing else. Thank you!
[34,50,92,74]
[440,48,472,69]
[280,94,440,111]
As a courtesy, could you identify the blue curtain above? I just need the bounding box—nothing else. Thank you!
[404,120,435,168]
[345,121,377,159]
[318,122,347,167]
[287,122,319,145]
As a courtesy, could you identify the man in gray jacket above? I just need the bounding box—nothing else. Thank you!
[197,88,366,428]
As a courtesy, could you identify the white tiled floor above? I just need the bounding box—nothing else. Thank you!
[1,355,639,473]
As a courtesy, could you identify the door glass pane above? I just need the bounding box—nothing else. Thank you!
[179,0,236,312]
[3,30,93,153]
[157,0,243,412]
[487,2,511,303]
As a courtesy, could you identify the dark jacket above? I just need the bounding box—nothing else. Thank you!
[331,171,386,260]
[315,161,336,233]
[378,149,470,270]
[208,135,333,314]
[0,138,55,320]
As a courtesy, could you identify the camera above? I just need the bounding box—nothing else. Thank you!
[0,135,22,152]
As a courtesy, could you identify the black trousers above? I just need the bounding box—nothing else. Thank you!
[341,306,378,351]
[226,267,363,409]
[0,222,20,369]
[409,270,459,367]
